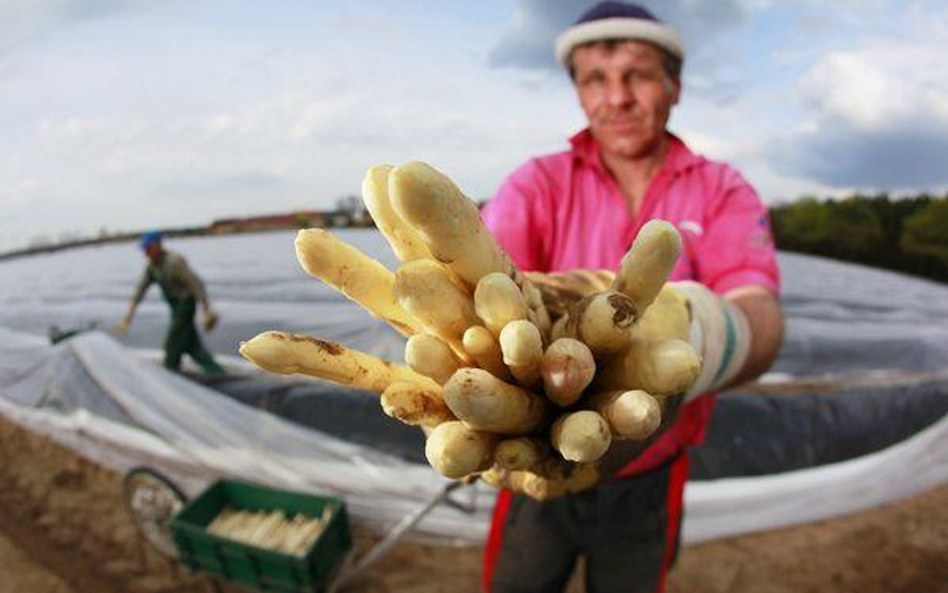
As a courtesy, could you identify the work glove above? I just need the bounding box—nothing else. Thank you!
[476,272,751,500]
[203,309,219,332]
[237,161,750,501]
[112,319,131,336]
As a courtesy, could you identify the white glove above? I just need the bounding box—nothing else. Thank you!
[674,281,752,399]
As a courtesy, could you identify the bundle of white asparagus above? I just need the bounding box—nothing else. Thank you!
[207,506,334,556]
[240,162,700,499]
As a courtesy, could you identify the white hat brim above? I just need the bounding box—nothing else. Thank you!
[555,17,684,66]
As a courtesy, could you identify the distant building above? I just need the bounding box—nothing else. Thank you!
[209,211,328,234]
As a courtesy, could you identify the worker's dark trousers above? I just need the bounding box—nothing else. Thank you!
[164,297,224,375]
[484,453,689,593]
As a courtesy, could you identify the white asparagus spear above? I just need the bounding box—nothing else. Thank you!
[613,220,682,311]
[493,437,549,471]
[442,368,550,434]
[425,421,497,479]
[240,331,438,393]
[295,229,420,336]
[395,259,479,360]
[562,290,638,354]
[587,390,662,440]
[361,165,435,262]
[405,334,463,385]
[499,320,543,387]
[381,381,455,427]
[550,411,612,463]
[540,338,596,407]
[474,272,530,336]
[388,161,551,337]
[462,325,511,380]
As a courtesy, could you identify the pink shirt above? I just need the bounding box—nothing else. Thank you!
[482,129,780,475]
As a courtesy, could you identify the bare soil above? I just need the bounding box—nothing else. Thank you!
[1,415,945,593]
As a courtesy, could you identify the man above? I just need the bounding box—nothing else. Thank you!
[480,3,784,592]
[117,231,224,375]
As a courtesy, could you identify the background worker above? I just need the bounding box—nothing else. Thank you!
[480,3,784,592]
[117,231,224,376]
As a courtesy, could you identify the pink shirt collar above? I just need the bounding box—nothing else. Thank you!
[568,128,703,180]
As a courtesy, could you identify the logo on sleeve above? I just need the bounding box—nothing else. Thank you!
[750,214,774,249]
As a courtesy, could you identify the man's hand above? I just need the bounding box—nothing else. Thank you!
[112,318,131,336]
[115,303,138,337]
[475,270,695,500]
[481,458,602,500]
[493,271,769,500]
[417,248,700,495]
[203,309,219,332]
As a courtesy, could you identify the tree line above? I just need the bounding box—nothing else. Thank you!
[768,193,948,283]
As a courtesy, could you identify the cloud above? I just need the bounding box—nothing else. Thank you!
[0,0,133,51]
[488,0,747,74]
[0,2,584,253]
[769,42,948,189]
[152,171,289,201]
[487,0,579,71]
[776,129,948,189]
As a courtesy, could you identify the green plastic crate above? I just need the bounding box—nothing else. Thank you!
[171,479,352,593]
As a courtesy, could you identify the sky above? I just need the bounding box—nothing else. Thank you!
[1,0,946,252]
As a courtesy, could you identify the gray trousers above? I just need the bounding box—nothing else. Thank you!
[486,454,687,593]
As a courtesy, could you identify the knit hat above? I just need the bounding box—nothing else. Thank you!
[555,2,684,67]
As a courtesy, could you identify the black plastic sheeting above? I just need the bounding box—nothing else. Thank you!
[689,377,948,480]
[199,374,428,464]
[203,373,948,480]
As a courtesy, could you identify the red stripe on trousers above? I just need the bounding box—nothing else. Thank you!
[656,453,690,593]
[482,488,514,593]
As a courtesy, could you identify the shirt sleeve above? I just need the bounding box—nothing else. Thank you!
[168,254,209,307]
[130,266,153,306]
[481,160,553,272]
[697,169,781,296]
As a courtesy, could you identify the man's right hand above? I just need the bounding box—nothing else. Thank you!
[203,309,219,332]
[477,388,685,501]
[481,458,602,500]
[474,269,694,501]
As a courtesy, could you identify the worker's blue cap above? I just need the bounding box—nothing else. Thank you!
[139,231,163,250]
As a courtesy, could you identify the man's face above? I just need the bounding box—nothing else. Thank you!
[144,242,162,262]
[571,40,679,160]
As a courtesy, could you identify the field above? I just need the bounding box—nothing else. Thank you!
[2,232,947,592]
[2,414,946,593]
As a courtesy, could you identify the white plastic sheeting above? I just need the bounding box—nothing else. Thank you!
[0,328,492,543]
[684,413,947,543]
[1,327,946,546]
[2,231,947,379]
